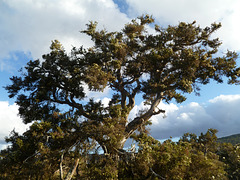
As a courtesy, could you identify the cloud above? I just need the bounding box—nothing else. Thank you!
[129,95,240,140]
[0,0,129,70]
[0,101,30,149]
[126,0,240,52]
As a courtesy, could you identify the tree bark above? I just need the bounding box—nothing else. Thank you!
[64,158,80,180]
[125,93,164,137]
[60,153,64,180]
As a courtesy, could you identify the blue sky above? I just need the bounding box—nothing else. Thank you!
[1,0,240,149]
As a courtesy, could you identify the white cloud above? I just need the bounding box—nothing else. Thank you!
[128,95,240,140]
[126,0,240,52]
[95,97,111,107]
[209,94,240,103]
[0,101,30,149]
[101,97,111,107]
[0,0,129,69]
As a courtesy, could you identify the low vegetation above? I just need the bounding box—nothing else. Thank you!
[1,129,240,179]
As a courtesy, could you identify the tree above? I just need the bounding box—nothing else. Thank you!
[2,15,240,178]
[217,133,240,145]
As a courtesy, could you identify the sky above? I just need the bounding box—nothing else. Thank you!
[1,0,240,149]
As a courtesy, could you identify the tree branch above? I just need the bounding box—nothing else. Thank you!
[64,158,80,180]
[127,79,141,109]
[60,152,64,180]
[125,93,165,136]
[51,89,91,119]
[150,167,165,180]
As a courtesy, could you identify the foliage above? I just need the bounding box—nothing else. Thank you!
[129,129,227,180]
[1,127,240,179]
[218,143,240,179]
[218,133,240,145]
[1,15,240,179]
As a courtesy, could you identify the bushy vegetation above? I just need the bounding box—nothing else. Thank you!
[1,129,240,179]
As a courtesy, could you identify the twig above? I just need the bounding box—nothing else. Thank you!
[150,167,165,180]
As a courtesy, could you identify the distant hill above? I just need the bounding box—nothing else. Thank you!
[217,133,240,145]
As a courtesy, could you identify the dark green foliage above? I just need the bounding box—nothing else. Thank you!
[1,15,240,179]
[218,133,240,145]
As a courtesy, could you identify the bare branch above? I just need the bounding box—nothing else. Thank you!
[60,152,64,180]
[150,167,165,180]
[64,158,80,180]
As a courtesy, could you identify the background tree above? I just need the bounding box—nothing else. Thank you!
[2,15,240,179]
[218,133,240,145]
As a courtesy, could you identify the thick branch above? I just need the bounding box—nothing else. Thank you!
[115,69,128,109]
[127,79,141,109]
[125,93,165,136]
[64,158,80,180]
[111,73,141,120]
[60,152,64,180]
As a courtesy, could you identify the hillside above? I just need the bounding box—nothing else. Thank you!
[217,133,240,145]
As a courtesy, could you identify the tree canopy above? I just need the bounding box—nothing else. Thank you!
[1,15,240,179]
